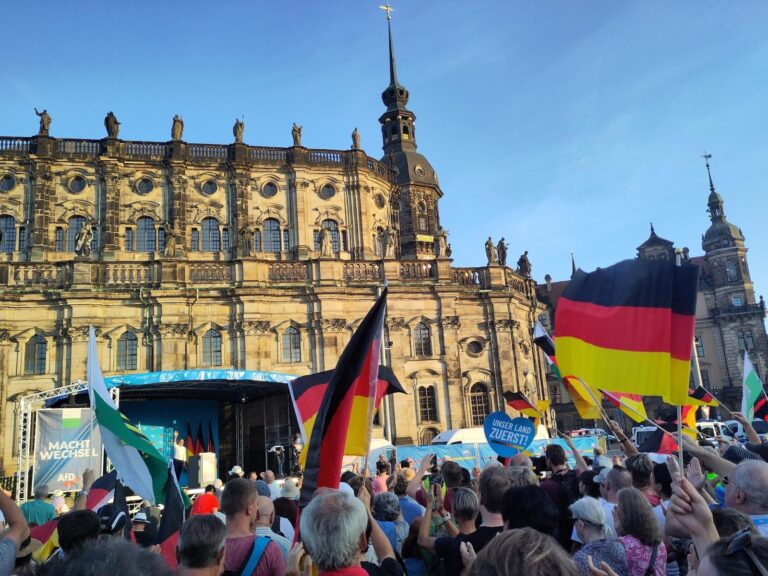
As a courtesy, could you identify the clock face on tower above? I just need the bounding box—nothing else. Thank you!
[721,237,730,247]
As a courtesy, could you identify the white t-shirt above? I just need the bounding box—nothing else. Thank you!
[269,483,281,501]
[653,501,667,532]
[173,443,187,461]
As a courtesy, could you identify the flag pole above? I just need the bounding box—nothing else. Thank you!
[676,249,685,465]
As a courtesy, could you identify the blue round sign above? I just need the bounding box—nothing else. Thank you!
[483,411,536,457]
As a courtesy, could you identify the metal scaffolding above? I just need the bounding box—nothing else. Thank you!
[15,381,118,504]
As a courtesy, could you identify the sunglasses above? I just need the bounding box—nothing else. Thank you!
[725,528,768,576]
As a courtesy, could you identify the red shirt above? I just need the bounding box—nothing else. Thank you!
[191,492,219,515]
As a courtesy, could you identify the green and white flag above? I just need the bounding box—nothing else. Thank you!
[741,351,764,421]
[86,326,167,503]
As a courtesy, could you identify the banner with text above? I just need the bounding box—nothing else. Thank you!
[33,408,103,492]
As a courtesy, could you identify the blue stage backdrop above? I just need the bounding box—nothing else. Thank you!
[121,399,219,464]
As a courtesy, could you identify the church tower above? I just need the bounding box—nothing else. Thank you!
[700,156,767,398]
[379,7,444,260]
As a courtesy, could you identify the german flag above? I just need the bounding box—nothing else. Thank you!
[602,391,648,423]
[554,259,699,405]
[681,405,697,439]
[158,466,187,569]
[638,423,680,454]
[195,422,205,456]
[291,363,405,464]
[207,420,216,453]
[503,391,540,416]
[184,422,195,458]
[298,288,387,508]
[688,385,718,407]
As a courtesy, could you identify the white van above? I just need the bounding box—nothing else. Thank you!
[431,427,486,445]
[696,420,734,440]
[724,419,768,442]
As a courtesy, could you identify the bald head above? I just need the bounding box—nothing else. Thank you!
[264,470,275,484]
[511,453,533,468]
[255,496,275,527]
[605,468,632,503]
[729,460,768,514]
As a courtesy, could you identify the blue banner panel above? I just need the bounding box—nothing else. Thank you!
[33,408,103,492]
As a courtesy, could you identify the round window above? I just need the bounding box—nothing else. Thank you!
[320,184,336,200]
[414,164,425,176]
[68,176,87,193]
[262,182,278,198]
[0,174,16,192]
[202,180,218,196]
[136,178,154,194]
[374,193,386,209]
[467,341,484,356]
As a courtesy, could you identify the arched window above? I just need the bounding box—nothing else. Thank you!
[25,335,46,375]
[420,427,440,445]
[0,215,16,253]
[67,216,86,252]
[136,217,156,253]
[469,383,490,426]
[282,327,301,363]
[321,220,340,253]
[418,386,438,422]
[263,218,281,253]
[253,230,262,252]
[725,260,738,282]
[745,330,755,351]
[201,218,220,252]
[202,329,222,367]
[414,322,432,357]
[117,332,138,371]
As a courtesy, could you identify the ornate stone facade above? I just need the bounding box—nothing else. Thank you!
[0,28,549,474]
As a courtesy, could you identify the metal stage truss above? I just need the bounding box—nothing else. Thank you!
[15,381,119,504]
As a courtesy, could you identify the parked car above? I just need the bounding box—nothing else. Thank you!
[569,428,617,443]
[724,419,768,443]
[696,420,734,440]
[631,426,658,448]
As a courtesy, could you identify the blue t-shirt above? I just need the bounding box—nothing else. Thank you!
[0,538,17,576]
[398,496,425,525]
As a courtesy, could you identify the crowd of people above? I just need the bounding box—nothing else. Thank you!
[2,411,768,575]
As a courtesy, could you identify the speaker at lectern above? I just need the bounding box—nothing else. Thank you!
[188,452,217,488]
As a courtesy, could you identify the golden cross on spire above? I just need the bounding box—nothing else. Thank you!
[379,1,394,21]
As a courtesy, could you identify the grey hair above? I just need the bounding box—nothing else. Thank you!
[34,484,49,499]
[569,496,613,538]
[300,489,367,571]
[451,487,480,521]
[372,491,401,521]
[734,460,768,512]
[177,514,226,569]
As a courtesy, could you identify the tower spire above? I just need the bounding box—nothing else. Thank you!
[703,152,716,194]
[379,2,399,87]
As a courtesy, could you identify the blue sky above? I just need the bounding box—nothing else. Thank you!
[2,1,767,298]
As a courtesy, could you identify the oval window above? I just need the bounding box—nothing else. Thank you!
[320,184,336,200]
[374,193,386,209]
[0,175,16,192]
[68,176,87,193]
[202,180,218,196]
[262,182,278,198]
[136,178,154,194]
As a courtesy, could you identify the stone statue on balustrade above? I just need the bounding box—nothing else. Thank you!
[239,222,254,256]
[485,236,498,265]
[291,123,302,147]
[233,118,245,143]
[104,111,120,138]
[74,221,93,257]
[445,243,452,258]
[163,222,179,257]
[351,128,360,150]
[34,108,51,137]
[171,115,184,141]
[496,237,508,266]
[317,227,332,257]
[517,250,532,278]
[436,227,449,258]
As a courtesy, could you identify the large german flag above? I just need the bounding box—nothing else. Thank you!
[555,259,699,405]
[291,363,405,464]
[298,288,387,508]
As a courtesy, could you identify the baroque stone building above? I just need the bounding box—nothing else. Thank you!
[539,159,768,430]
[0,21,549,475]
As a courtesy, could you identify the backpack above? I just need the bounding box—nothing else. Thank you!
[551,470,581,547]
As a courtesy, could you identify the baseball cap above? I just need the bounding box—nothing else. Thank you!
[255,480,271,497]
[593,468,610,485]
[97,504,127,534]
